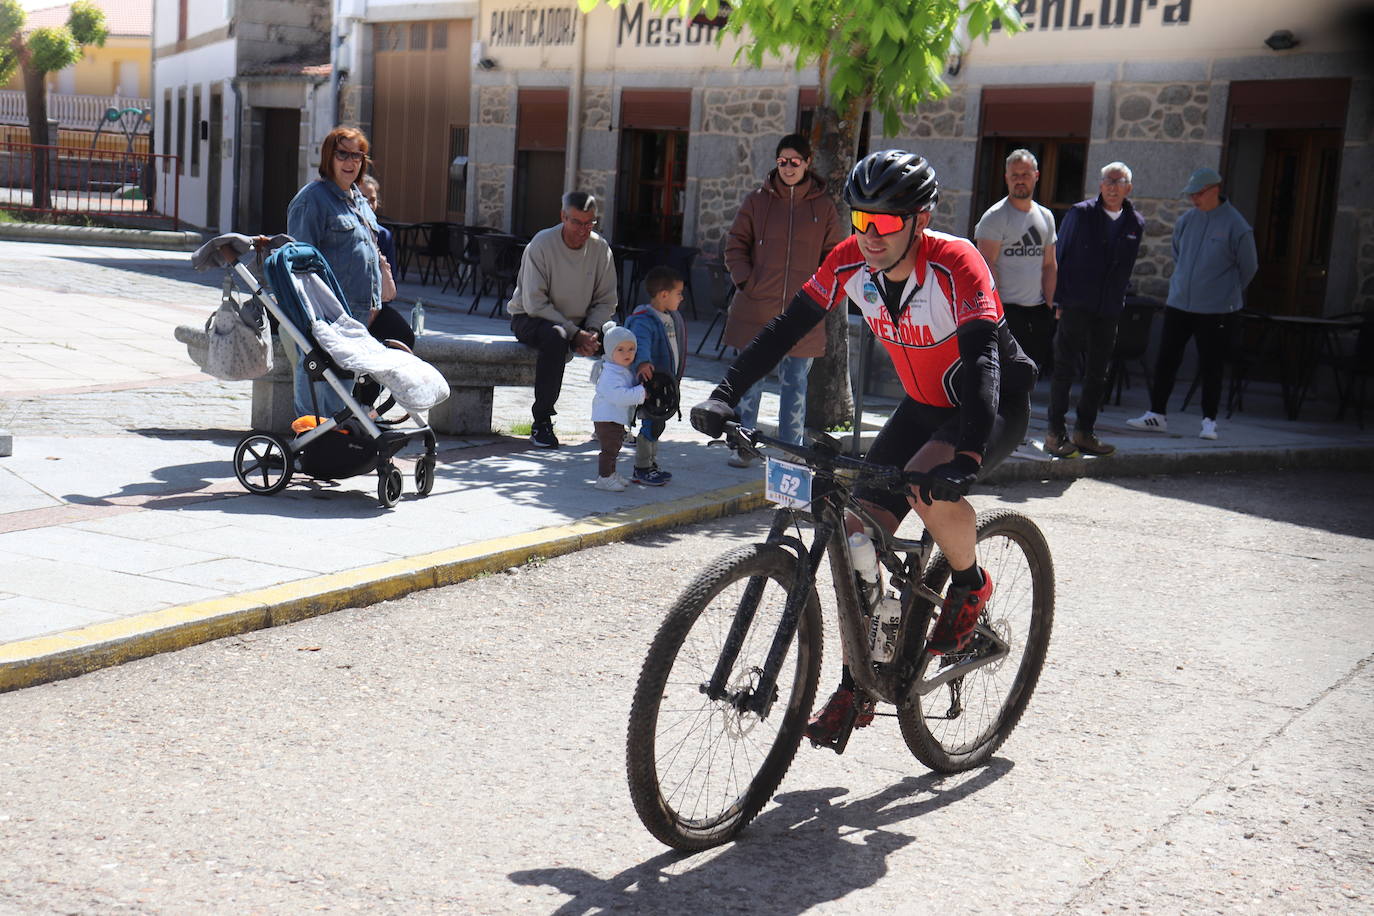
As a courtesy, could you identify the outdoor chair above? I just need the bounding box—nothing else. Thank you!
[632,244,703,318]
[1100,296,1161,407]
[1333,309,1373,428]
[695,258,737,357]
[473,234,523,318]
[445,224,482,298]
[410,221,456,286]
[1181,309,1271,418]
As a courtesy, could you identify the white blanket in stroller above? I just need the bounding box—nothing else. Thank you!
[300,274,450,412]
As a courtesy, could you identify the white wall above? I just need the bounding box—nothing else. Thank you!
[152,0,232,46]
[152,40,237,229]
[359,0,478,19]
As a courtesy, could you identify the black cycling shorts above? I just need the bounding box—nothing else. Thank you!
[854,388,1030,521]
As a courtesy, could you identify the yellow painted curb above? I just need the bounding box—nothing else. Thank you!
[0,482,766,693]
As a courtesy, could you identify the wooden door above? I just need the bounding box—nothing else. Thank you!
[1249,129,1341,316]
[371,19,472,223]
[260,108,300,234]
[616,129,687,245]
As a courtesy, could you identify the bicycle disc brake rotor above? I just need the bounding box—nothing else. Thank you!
[720,666,775,739]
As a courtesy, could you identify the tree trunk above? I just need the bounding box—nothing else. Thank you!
[803,86,866,432]
[22,63,51,211]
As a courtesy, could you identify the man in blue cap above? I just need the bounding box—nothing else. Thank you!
[1128,167,1257,440]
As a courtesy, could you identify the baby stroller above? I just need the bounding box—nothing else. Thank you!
[191,234,448,508]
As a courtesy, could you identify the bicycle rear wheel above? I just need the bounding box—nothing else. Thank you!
[898,509,1054,773]
[626,543,822,850]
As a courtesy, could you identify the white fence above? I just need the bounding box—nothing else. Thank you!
[0,91,151,132]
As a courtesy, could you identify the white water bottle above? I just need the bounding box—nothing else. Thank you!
[411,299,425,336]
[869,592,903,663]
[847,531,879,604]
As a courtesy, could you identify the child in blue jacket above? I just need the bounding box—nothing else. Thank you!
[625,266,687,486]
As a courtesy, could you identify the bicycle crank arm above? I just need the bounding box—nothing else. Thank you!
[905,628,1010,698]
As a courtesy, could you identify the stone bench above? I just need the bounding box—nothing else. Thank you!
[175,326,537,435]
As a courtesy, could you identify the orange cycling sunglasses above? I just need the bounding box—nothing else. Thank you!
[850,210,909,236]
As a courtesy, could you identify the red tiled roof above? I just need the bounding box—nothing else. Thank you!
[24,1,152,38]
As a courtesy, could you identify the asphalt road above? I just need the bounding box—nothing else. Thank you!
[1,470,1371,914]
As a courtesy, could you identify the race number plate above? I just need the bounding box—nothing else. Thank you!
[764,458,813,510]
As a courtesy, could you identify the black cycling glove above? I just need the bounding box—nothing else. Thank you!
[918,453,981,504]
[690,398,736,439]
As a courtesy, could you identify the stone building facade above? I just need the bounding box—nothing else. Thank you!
[331,0,1368,317]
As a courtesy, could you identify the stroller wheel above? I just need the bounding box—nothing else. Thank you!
[415,455,436,497]
[234,432,293,495]
[378,463,403,508]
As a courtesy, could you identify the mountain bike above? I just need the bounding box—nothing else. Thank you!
[625,422,1054,850]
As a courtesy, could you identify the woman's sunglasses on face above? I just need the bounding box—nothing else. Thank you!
[776,157,805,169]
[334,149,367,163]
[850,210,909,236]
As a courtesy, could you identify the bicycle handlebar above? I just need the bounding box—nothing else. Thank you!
[724,421,929,496]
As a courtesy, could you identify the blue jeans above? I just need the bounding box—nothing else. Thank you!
[737,355,813,446]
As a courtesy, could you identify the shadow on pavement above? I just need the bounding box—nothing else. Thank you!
[509,759,1013,915]
[1091,468,1374,539]
[64,256,220,290]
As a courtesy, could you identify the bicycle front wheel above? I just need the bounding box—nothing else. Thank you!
[626,543,822,850]
[898,509,1054,773]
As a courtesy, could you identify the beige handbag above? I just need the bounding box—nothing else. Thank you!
[204,277,273,380]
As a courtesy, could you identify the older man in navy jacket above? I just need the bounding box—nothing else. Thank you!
[1044,162,1145,458]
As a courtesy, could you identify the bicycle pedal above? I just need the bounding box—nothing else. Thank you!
[810,730,851,755]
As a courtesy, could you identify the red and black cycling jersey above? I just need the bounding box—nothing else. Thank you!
[802,231,1004,408]
[712,230,1035,457]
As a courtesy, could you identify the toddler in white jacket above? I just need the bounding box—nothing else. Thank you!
[589,324,645,491]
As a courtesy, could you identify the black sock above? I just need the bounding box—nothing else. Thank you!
[839,666,854,690]
[951,564,984,589]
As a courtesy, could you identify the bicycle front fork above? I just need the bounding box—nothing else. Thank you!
[704,511,826,719]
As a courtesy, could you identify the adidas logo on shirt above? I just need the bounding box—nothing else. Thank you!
[1003,226,1044,257]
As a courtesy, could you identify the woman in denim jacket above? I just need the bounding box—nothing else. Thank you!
[285,126,386,417]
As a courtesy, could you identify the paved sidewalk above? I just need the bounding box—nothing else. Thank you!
[1,237,1371,691]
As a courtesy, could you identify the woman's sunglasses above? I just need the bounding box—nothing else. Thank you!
[850,210,909,236]
[776,157,806,168]
[333,149,367,163]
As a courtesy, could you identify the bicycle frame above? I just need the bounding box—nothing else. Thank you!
[705,424,1012,717]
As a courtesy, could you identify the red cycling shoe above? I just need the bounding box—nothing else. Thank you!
[804,687,875,749]
[928,567,994,654]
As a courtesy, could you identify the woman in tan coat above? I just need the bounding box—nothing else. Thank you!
[723,133,844,464]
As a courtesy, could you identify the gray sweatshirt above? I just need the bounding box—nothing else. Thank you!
[1167,199,1258,314]
[507,226,619,336]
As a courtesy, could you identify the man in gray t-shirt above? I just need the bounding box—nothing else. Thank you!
[975,149,1058,378]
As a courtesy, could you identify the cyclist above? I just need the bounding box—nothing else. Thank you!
[691,149,1037,749]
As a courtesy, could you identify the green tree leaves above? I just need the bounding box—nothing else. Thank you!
[0,0,107,76]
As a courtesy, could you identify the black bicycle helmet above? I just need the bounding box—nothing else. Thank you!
[844,149,939,215]
[638,372,680,423]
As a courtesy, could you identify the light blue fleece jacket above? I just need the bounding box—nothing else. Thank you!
[1167,199,1258,314]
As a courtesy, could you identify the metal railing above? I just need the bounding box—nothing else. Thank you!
[0,141,179,229]
[0,124,150,156]
[0,91,150,133]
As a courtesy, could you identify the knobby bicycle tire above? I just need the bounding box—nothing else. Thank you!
[626,543,823,850]
[897,509,1054,773]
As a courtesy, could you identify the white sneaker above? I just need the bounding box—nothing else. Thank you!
[593,474,627,492]
[612,470,631,488]
[727,449,755,468]
[1199,418,1218,440]
[1127,410,1168,432]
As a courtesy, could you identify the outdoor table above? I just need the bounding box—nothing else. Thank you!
[380,220,419,281]
[1266,313,1365,420]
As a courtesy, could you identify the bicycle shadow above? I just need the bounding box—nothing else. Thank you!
[509,759,1013,915]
